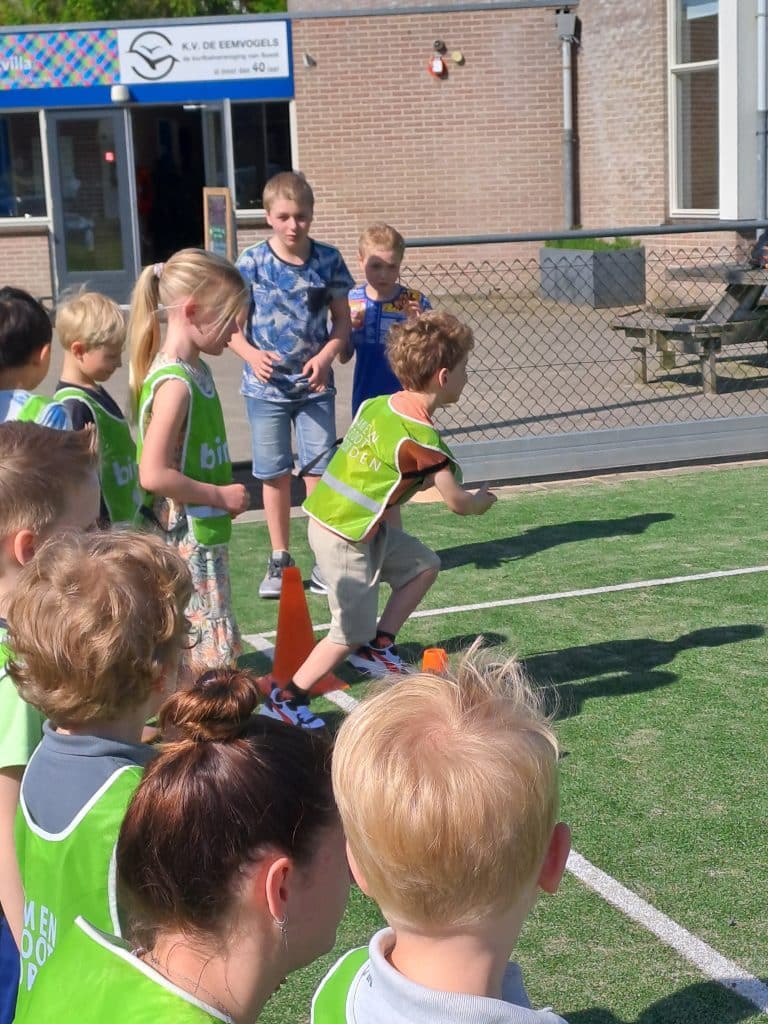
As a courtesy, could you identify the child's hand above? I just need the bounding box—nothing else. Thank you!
[219,483,249,517]
[405,299,424,319]
[472,483,497,514]
[302,352,333,392]
[247,349,280,383]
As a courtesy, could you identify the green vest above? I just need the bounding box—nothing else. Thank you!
[311,947,369,1023]
[304,395,461,541]
[0,624,43,770]
[54,386,139,524]
[13,763,142,1002]
[137,361,232,545]
[13,916,231,1024]
[16,394,53,423]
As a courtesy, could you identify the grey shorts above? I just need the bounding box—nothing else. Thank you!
[308,517,441,646]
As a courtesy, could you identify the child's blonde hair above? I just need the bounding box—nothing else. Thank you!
[358,223,405,260]
[6,530,192,725]
[262,170,314,212]
[387,310,474,392]
[127,248,247,416]
[332,649,559,930]
[0,422,98,538]
[55,289,126,352]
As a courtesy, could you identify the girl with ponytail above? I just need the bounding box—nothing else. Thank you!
[129,250,250,686]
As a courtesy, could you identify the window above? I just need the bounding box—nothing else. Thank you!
[231,102,291,212]
[669,0,719,213]
[0,113,45,219]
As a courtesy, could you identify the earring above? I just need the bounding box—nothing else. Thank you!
[273,912,288,949]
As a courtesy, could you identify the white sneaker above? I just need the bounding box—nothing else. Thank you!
[258,553,295,599]
[347,643,410,678]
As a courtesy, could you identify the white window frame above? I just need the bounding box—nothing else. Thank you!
[667,0,720,217]
[0,109,51,227]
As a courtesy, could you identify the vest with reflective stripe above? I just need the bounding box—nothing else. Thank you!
[303,395,460,542]
[13,762,142,1002]
[54,386,139,524]
[12,916,230,1024]
[311,946,369,1024]
[16,394,53,423]
[137,361,232,545]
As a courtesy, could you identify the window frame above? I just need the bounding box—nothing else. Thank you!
[667,0,720,217]
[228,98,295,221]
[0,109,51,226]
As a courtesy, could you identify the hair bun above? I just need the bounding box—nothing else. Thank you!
[159,669,261,742]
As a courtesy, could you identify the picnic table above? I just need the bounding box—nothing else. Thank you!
[612,266,768,394]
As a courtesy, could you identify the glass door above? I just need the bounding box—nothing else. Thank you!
[47,109,137,303]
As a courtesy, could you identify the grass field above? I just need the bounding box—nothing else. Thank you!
[230,462,768,1024]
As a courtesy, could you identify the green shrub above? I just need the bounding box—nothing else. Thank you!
[544,236,640,251]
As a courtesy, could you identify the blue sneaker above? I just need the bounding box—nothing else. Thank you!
[259,685,326,730]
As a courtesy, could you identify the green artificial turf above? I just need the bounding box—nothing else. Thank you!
[232,463,768,1024]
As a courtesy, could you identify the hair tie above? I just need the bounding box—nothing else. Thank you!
[153,263,164,279]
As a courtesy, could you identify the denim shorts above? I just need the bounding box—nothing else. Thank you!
[245,390,337,480]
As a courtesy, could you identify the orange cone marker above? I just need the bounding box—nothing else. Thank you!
[421,647,449,673]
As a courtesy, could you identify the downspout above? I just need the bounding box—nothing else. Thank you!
[556,9,579,228]
[758,0,767,219]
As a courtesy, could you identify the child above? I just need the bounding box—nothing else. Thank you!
[0,422,100,1023]
[313,653,572,1023]
[6,530,191,1013]
[346,223,431,416]
[0,287,70,429]
[54,289,139,525]
[11,669,349,1024]
[129,248,250,687]
[229,171,354,599]
[260,312,496,730]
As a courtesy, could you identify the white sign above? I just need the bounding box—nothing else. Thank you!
[117,22,289,85]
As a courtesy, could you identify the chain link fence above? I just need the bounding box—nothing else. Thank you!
[404,236,768,444]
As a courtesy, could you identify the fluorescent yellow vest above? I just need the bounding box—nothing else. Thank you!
[304,395,460,542]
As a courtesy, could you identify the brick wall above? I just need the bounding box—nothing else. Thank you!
[0,231,53,300]
[575,0,668,227]
[288,6,565,269]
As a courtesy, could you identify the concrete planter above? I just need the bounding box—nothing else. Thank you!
[539,245,646,308]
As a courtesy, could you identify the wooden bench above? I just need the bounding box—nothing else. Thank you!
[612,269,768,394]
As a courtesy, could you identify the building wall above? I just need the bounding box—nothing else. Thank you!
[287,4,565,267]
[564,0,668,228]
[0,230,53,300]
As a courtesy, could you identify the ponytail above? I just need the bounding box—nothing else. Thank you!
[127,264,163,420]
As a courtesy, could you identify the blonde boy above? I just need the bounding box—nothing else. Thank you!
[7,530,191,1016]
[261,312,496,730]
[54,290,138,525]
[0,422,100,1021]
[230,171,354,599]
[346,223,431,416]
[313,656,572,1024]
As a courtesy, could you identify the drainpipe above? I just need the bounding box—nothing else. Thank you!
[758,0,768,219]
[556,8,579,228]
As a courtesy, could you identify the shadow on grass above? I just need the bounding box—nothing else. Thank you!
[566,977,765,1024]
[524,625,764,719]
[435,513,674,570]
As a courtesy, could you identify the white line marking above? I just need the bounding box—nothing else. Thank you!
[243,617,768,1011]
[244,564,768,641]
[567,852,768,1013]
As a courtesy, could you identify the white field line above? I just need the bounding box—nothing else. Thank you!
[244,609,768,1013]
[567,853,768,1013]
[243,563,768,642]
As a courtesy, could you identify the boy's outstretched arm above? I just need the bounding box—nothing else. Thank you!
[0,766,24,946]
[433,466,497,516]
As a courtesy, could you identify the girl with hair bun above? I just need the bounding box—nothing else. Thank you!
[129,249,250,686]
[17,669,350,1023]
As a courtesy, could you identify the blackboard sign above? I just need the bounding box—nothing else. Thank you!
[203,187,235,261]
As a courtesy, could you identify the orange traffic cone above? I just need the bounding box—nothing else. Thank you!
[421,647,449,673]
[256,566,347,697]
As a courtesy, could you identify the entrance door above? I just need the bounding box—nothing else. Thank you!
[47,109,137,303]
[132,104,226,266]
